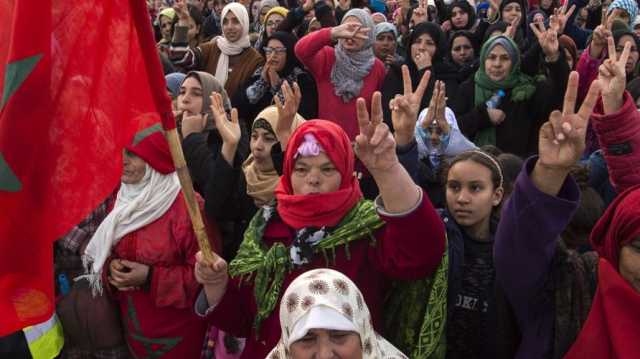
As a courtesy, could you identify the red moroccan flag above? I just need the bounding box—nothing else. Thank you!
[0,0,175,335]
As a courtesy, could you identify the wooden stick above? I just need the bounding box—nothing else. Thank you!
[165,128,216,263]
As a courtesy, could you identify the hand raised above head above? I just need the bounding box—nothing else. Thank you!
[355,92,398,174]
[390,66,431,145]
[599,36,631,113]
[538,71,601,171]
[274,81,302,149]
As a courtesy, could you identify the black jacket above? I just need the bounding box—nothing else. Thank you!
[450,52,569,157]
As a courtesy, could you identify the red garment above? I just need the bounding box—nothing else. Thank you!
[563,259,640,359]
[126,130,176,174]
[205,195,446,358]
[275,120,362,229]
[591,91,640,193]
[590,184,640,268]
[294,28,386,140]
[566,93,640,358]
[109,193,216,358]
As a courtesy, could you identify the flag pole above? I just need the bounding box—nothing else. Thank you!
[131,0,216,263]
[165,129,216,263]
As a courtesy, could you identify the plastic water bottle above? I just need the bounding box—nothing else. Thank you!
[485,90,506,109]
[58,273,70,296]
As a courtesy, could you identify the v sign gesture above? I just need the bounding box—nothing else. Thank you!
[390,65,431,146]
[355,92,397,174]
[355,92,422,214]
[532,72,601,195]
[210,93,241,165]
[600,37,631,114]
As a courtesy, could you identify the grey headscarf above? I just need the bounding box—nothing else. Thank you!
[374,22,398,38]
[485,36,518,65]
[330,9,376,103]
[183,71,232,130]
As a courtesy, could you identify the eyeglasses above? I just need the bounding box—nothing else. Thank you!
[263,47,287,55]
[266,20,282,28]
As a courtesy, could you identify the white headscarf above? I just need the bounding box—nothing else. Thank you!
[215,3,251,86]
[266,269,408,358]
[81,164,181,295]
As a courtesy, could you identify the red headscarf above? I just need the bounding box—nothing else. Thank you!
[590,184,640,268]
[564,185,640,359]
[275,120,362,230]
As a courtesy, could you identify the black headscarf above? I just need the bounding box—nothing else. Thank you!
[498,0,528,45]
[260,31,301,77]
[448,1,477,31]
[405,21,448,67]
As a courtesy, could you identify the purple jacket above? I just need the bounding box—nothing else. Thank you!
[494,92,640,358]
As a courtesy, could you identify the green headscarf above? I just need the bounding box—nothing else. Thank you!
[474,35,536,146]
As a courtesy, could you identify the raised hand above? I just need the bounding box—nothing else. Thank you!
[433,81,450,134]
[504,14,521,39]
[549,3,576,34]
[599,36,631,113]
[174,0,189,19]
[529,22,559,61]
[488,0,501,19]
[355,92,398,173]
[182,112,208,138]
[411,6,428,26]
[210,92,240,165]
[267,66,281,88]
[302,0,315,12]
[390,65,431,145]
[274,81,302,149]
[590,9,613,58]
[538,72,601,171]
[331,22,370,41]
[210,93,240,146]
[194,251,229,306]
[413,46,432,70]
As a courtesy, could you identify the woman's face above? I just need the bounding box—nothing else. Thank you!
[411,33,437,63]
[185,16,200,43]
[616,35,639,74]
[501,2,522,24]
[260,5,273,24]
[564,47,575,69]
[251,0,260,20]
[291,152,342,195]
[451,36,474,65]
[540,0,553,9]
[223,11,243,42]
[265,39,287,73]
[619,239,640,293]
[451,6,469,29]
[178,76,204,115]
[340,17,367,52]
[265,13,285,37]
[308,20,322,33]
[122,151,147,184]
[289,329,363,359]
[214,0,226,16]
[484,44,513,82]
[159,15,173,41]
[446,160,503,237]
[532,13,545,24]
[250,127,277,171]
[373,32,397,60]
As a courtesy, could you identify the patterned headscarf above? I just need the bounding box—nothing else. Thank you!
[267,269,408,358]
[609,0,639,25]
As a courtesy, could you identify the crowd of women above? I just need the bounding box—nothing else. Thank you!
[3,0,640,357]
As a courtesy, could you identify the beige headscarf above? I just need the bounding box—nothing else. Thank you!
[242,106,304,207]
[215,3,251,86]
[266,268,408,358]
